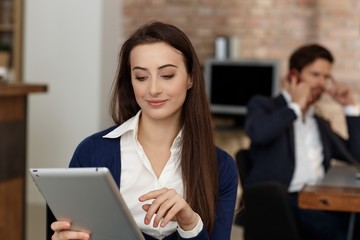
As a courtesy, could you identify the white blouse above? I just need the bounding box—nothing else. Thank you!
[103,111,203,239]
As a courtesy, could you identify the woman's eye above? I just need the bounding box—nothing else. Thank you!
[161,74,174,79]
[135,76,147,81]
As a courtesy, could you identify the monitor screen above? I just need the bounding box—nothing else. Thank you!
[204,59,280,115]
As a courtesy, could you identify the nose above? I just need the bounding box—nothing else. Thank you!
[318,76,328,89]
[149,78,162,95]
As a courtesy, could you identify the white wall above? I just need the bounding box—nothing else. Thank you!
[24,0,123,205]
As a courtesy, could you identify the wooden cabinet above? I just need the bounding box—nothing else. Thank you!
[0,0,23,82]
[0,83,47,240]
[0,1,40,237]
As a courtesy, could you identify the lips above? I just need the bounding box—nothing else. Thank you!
[147,99,167,107]
[309,89,324,103]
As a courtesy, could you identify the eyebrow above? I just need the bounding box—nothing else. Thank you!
[132,64,178,71]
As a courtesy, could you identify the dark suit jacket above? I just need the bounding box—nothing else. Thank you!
[244,94,360,189]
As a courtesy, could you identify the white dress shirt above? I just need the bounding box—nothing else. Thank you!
[282,91,325,192]
[282,91,360,192]
[103,111,203,239]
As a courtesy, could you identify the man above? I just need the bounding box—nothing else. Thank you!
[244,44,360,240]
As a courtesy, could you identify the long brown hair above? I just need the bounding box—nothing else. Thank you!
[109,21,218,233]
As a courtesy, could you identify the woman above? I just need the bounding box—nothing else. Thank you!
[49,21,238,240]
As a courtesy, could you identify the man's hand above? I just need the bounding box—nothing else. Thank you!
[326,76,356,106]
[283,74,311,112]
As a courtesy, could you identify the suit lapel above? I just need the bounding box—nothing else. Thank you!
[274,94,296,161]
[315,116,333,170]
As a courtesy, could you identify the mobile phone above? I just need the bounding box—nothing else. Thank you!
[287,69,301,84]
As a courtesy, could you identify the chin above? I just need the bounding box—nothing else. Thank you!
[309,93,322,105]
[143,108,182,121]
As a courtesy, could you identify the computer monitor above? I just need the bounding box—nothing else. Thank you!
[204,58,280,116]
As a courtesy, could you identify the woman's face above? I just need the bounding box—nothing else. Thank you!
[299,58,332,104]
[130,42,192,122]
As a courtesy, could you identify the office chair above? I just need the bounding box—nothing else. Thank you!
[234,149,303,240]
[235,149,252,187]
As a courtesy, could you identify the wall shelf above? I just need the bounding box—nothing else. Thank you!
[0,0,23,82]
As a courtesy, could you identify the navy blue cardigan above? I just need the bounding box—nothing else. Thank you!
[47,126,238,240]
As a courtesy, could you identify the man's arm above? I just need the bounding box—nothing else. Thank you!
[245,95,297,145]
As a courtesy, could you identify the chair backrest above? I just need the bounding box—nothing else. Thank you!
[242,182,303,240]
[234,149,251,226]
[235,149,252,188]
[234,148,303,240]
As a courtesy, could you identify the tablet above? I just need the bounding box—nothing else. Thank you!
[29,167,145,240]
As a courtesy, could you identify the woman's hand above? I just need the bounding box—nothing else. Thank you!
[51,221,90,240]
[139,188,199,231]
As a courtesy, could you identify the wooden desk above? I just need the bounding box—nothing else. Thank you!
[0,83,47,240]
[299,165,360,240]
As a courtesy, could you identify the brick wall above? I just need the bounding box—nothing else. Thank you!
[123,0,360,155]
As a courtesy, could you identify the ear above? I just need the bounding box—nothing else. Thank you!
[187,77,193,89]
